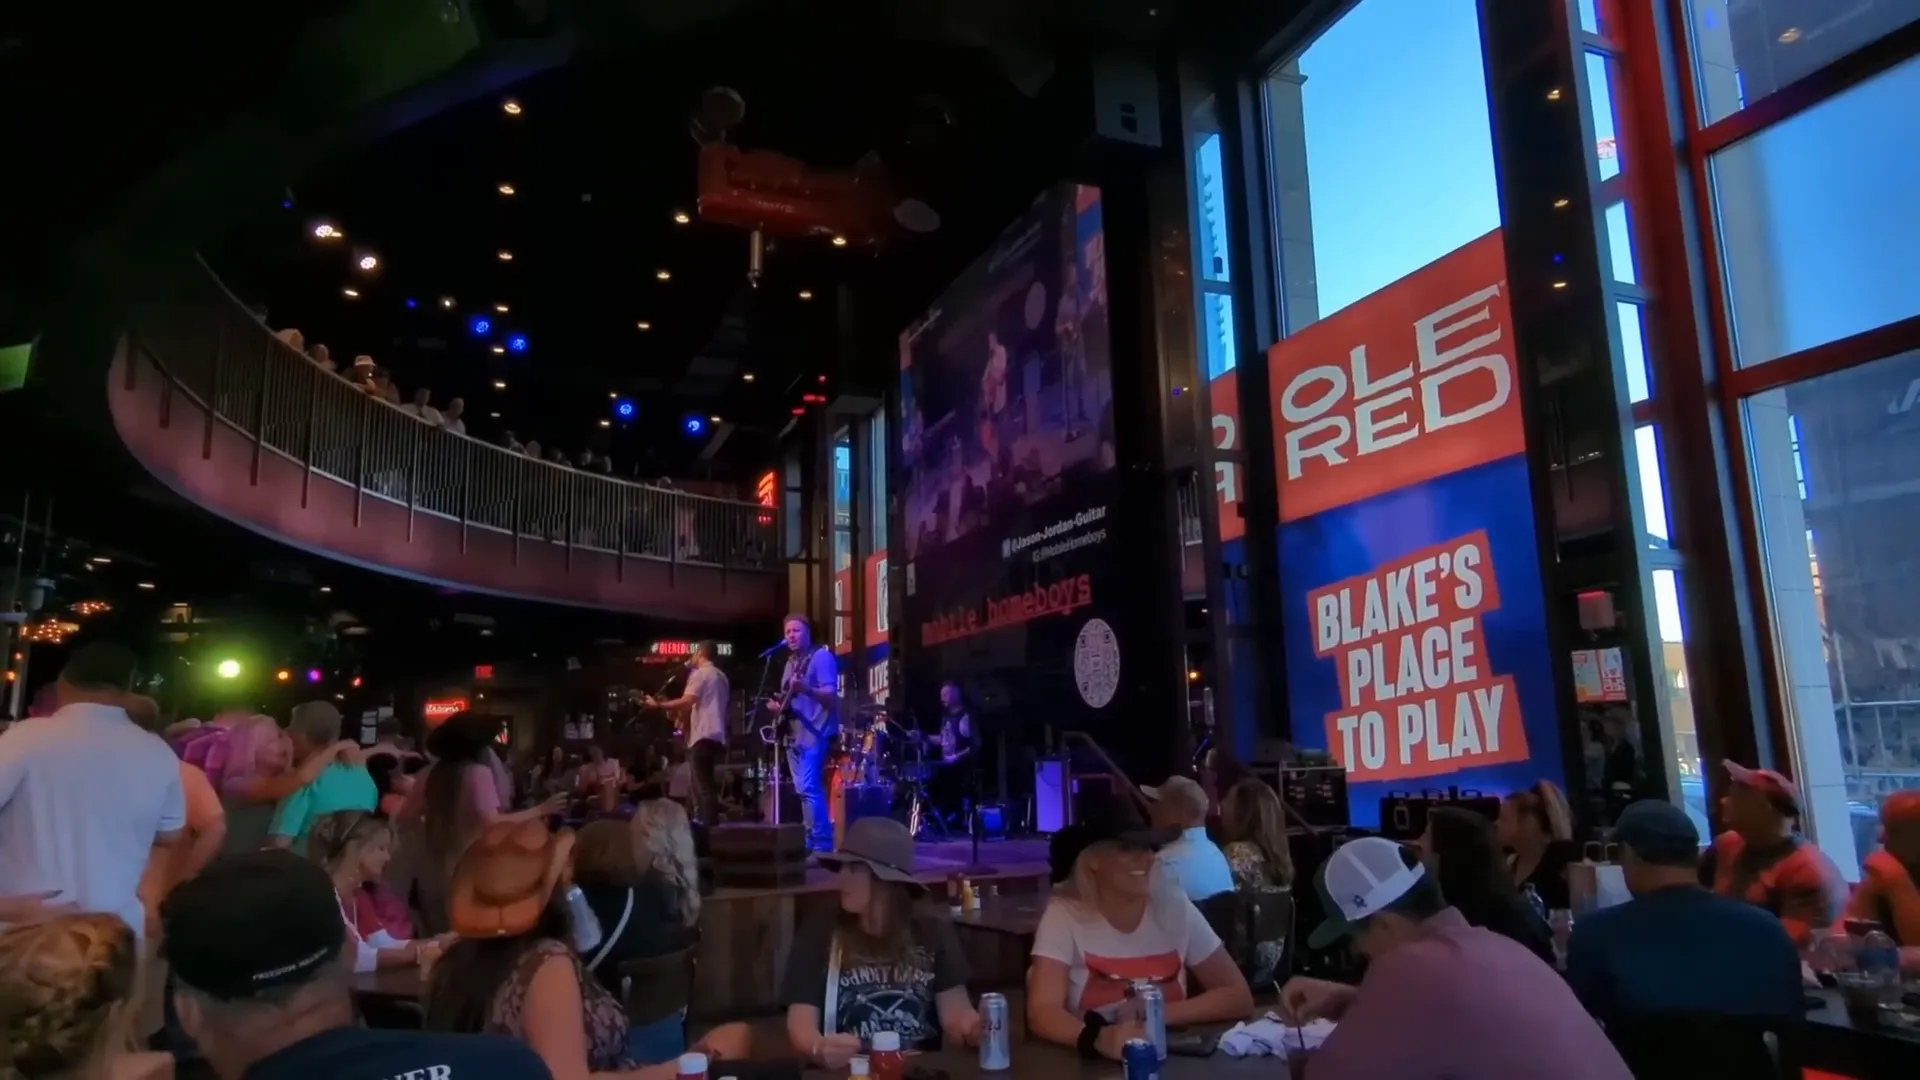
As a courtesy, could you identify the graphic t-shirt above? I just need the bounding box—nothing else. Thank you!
[782,908,969,1047]
[243,1025,553,1080]
[1030,890,1223,1015]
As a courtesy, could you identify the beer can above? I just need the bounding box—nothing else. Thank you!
[1122,1038,1159,1080]
[1136,984,1167,1061]
[978,992,1011,1071]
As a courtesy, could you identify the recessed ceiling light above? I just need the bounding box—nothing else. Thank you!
[137,582,155,590]
[342,288,360,298]
[672,211,691,225]
[498,183,516,196]
[655,270,671,281]
[319,586,332,594]
[1777,26,1802,44]
[831,235,848,247]
[502,99,523,116]
[91,557,111,565]
[635,320,651,331]
[440,297,456,309]
[491,344,506,354]
[312,223,343,241]
[599,419,611,428]
[742,373,756,383]
[489,411,501,418]
[495,303,509,313]
[1546,87,1562,101]
[608,391,618,400]
[709,415,722,423]
[357,254,379,271]
[798,289,813,300]
[497,250,514,261]
[1553,198,1570,209]
[493,380,507,390]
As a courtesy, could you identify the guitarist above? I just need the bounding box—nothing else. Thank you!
[774,614,840,852]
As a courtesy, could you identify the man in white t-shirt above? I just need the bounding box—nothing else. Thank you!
[0,641,185,938]
[1142,775,1235,901]
[642,641,730,825]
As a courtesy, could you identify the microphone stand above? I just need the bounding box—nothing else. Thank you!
[752,648,783,825]
[962,724,995,877]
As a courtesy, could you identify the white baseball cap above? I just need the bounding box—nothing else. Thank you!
[1307,836,1428,948]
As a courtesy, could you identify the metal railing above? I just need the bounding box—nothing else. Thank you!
[126,261,779,575]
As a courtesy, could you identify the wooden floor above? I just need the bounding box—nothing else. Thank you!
[695,836,1051,1020]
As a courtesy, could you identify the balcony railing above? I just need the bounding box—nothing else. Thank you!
[128,261,778,574]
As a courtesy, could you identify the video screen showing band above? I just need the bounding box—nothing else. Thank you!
[899,184,1115,571]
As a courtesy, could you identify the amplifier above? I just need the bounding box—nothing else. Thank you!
[1280,766,1350,829]
[1377,787,1500,842]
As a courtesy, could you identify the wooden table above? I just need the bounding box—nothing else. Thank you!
[1803,987,1920,1076]
[951,897,1049,991]
[351,968,427,1002]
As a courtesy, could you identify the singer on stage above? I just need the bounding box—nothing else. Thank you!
[776,614,839,852]
[935,680,980,826]
[640,640,730,826]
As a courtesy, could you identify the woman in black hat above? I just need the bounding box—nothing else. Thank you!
[1026,797,1254,1060]
[782,816,979,1065]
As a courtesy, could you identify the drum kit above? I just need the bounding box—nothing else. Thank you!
[821,704,949,837]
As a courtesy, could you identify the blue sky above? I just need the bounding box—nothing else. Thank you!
[1295,0,1502,319]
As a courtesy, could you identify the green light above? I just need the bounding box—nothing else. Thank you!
[216,659,242,679]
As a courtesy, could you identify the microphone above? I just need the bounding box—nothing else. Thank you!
[758,639,787,659]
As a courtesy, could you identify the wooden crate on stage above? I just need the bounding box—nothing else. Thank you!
[708,822,809,889]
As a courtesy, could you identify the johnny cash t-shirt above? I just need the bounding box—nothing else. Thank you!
[1030,890,1223,1015]
[782,907,970,1047]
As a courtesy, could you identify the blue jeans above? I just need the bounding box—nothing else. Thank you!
[627,1012,686,1065]
[788,740,832,849]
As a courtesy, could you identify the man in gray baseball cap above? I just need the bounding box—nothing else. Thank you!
[1562,799,1802,1023]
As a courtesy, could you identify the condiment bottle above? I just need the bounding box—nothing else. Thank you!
[870,1031,904,1080]
[848,1056,872,1080]
[960,877,978,911]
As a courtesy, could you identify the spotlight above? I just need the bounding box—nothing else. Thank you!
[357,254,379,271]
[614,398,636,420]
[709,415,722,424]
[312,223,343,241]
[216,659,242,679]
[440,297,456,309]
[497,250,514,261]
[599,419,612,429]
[798,289,813,300]
[493,380,507,390]
[491,345,506,354]
[495,303,510,313]
[672,211,691,224]
[136,582,155,590]
[489,411,500,418]
[342,288,360,299]
[656,270,671,281]
[635,321,652,331]
[306,668,323,683]
[405,298,418,309]
[683,416,707,436]
[498,183,516,196]
[276,669,292,683]
[469,316,492,336]
[507,334,529,353]
[742,373,755,383]
[351,676,363,688]
[831,235,848,247]
[502,99,523,115]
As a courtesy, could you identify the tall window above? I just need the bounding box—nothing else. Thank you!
[832,428,853,651]
[1675,6,1920,871]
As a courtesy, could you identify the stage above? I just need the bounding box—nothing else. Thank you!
[694,835,1052,1019]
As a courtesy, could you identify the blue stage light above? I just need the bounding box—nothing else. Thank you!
[507,334,529,353]
[683,416,707,436]
[405,298,418,309]
[614,398,636,420]
[469,316,492,336]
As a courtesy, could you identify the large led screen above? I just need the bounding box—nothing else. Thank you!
[899,184,1120,719]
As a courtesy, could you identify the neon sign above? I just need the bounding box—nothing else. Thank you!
[423,699,469,724]
[649,640,734,658]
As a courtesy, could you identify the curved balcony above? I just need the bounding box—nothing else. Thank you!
[106,262,784,620]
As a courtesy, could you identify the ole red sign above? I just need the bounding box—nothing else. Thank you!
[1267,230,1520,522]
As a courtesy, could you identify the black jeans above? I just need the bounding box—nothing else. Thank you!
[689,737,723,826]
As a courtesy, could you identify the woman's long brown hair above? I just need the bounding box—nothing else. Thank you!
[835,874,921,967]
[1218,778,1296,887]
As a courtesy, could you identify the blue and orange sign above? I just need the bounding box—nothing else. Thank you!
[1270,230,1563,811]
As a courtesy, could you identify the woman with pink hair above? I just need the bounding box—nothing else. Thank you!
[215,714,359,853]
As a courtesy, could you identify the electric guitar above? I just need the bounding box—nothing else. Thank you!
[770,646,832,742]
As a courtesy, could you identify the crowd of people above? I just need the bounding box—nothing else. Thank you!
[7,640,1920,1078]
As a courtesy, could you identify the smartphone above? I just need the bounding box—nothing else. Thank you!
[1166,1033,1219,1058]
